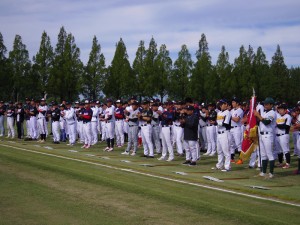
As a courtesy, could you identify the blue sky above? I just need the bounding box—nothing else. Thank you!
[1,0,299,67]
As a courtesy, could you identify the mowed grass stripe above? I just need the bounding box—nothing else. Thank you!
[1,143,299,208]
[0,146,299,225]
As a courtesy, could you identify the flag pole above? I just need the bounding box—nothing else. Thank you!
[253,88,262,171]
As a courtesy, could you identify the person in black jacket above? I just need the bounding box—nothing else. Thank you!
[16,102,25,139]
[180,105,199,166]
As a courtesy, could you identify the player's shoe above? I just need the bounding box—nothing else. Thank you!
[282,163,290,169]
[121,151,129,155]
[236,159,243,165]
[107,148,114,152]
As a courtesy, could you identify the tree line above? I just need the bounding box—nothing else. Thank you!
[0,26,299,105]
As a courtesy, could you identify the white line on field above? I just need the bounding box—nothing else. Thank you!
[1,143,299,208]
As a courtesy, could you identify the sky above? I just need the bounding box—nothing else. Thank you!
[1,0,300,67]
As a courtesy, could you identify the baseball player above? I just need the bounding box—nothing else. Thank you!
[173,101,184,156]
[50,102,61,144]
[59,104,67,142]
[76,102,85,144]
[181,105,199,165]
[204,103,217,156]
[275,103,292,168]
[0,100,5,136]
[254,97,277,179]
[91,101,99,145]
[81,100,93,149]
[115,100,125,147]
[151,102,162,154]
[16,102,25,139]
[28,99,38,140]
[6,101,15,139]
[23,98,31,138]
[230,97,244,163]
[198,104,208,151]
[158,101,174,161]
[122,100,140,155]
[291,107,300,156]
[214,99,232,172]
[37,98,48,143]
[64,102,76,146]
[104,99,115,151]
[99,103,107,142]
[138,99,154,158]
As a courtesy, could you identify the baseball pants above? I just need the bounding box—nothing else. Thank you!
[230,126,242,154]
[206,125,217,155]
[7,117,15,138]
[37,118,47,135]
[52,121,60,142]
[292,132,299,155]
[115,120,124,146]
[91,121,98,144]
[276,134,290,154]
[0,115,4,136]
[199,125,207,150]
[126,125,138,153]
[173,125,184,154]
[259,134,274,161]
[184,140,198,162]
[152,125,161,153]
[161,126,174,160]
[216,131,231,170]
[67,123,76,145]
[141,124,154,156]
[83,122,92,145]
[77,121,84,143]
[29,116,37,139]
[101,121,107,141]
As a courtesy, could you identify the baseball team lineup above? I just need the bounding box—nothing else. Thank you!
[0,95,300,179]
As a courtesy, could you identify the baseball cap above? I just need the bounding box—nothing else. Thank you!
[142,99,150,104]
[116,99,122,104]
[152,103,159,107]
[277,103,288,109]
[75,101,80,104]
[232,96,240,103]
[131,101,139,106]
[106,98,113,103]
[219,99,228,104]
[59,104,65,108]
[84,100,90,104]
[40,98,45,101]
[264,97,275,105]
[185,105,195,111]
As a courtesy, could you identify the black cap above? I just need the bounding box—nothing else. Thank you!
[232,96,240,103]
[185,105,195,110]
[106,98,113,103]
[59,104,65,108]
[132,101,139,106]
[152,103,159,107]
[142,99,150,104]
[84,100,90,104]
[277,103,288,109]
[219,99,228,105]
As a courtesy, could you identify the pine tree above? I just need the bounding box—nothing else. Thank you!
[32,31,54,98]
[190,34,212,101]
[49,27,83,101]
[141,37,158,97]
[270,45,288,101]
[170,44,193,100]
[232,45,253,100]
[83,36,106,100]
[104,38,133,99]
[253,46,269,99]
[288,67,300,104]
[133,40,147,99]
[216,46,232,99]
[0,32,12,100]
[8,34,31,101]
[154,44,172,102]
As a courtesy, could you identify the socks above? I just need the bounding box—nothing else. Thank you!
[285,153,290,164]
[278,153,283,164]
[110,138,114,148]
[106,139,110,148]
[269,160,275,174]
[231,154,235,160]
[262,160,268,173]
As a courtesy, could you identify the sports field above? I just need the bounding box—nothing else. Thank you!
[0,138,299,225]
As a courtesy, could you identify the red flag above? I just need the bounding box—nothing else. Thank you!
[240,95,258,161]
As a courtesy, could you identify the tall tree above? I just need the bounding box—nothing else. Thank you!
[83,36,106,100]
[252,46,269,99]
[190,33,212,101]
[288,67,300,104]
[270,45,288,101]
[170,44,193,100]
[138,37,158,98]
[133,40,147,99]
[216,46,232,99]
[103,38,133,99]
[8,34,31,101]
[49,27,82,101]
[0,32,12,100]
[32,31,54,98]
[154,44,172,102]
[232,45,253,100]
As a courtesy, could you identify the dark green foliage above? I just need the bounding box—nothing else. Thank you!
[103,38,133,99]
[0,30,299,105]
[83,36,106,100]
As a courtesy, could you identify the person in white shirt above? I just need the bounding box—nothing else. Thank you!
[104,99,115,151]
[275,103,292,168]
[91,101,99,145]
[254,97,277,179]
[214,99,232,172]
[64,102,76,146]
[37,98,48,142]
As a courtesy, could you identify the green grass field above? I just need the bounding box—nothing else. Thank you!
[0,137,299,225]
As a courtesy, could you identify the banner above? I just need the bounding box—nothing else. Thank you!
[240,95,258,161]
